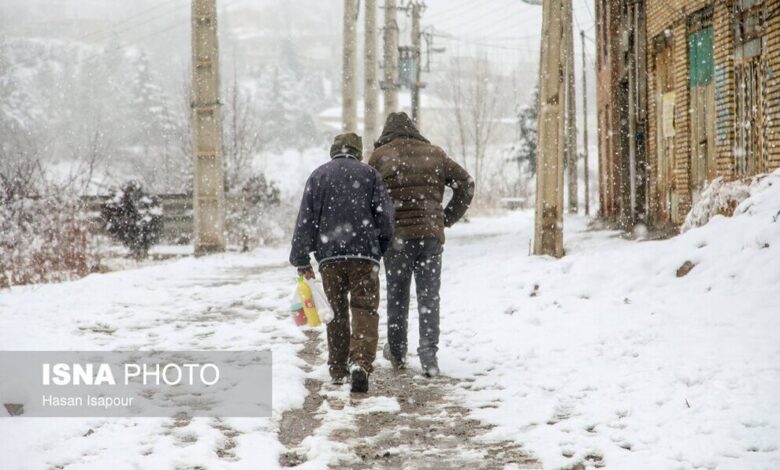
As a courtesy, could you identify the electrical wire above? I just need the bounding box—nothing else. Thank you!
[423,0,476,23]
[427,0,542,38]
[583,0,595,23]
[77,0,186,44]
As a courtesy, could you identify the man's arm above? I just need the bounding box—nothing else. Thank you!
[289,176,319,277]
[371,170,395,255]
[443,156,475,227]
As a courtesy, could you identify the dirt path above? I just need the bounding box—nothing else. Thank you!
[278,329,540,469]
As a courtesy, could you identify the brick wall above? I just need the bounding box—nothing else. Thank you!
[671,19,692,218]
[713,3,736,176]
[643,0,780,227]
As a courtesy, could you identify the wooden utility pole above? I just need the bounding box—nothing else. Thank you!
[564,0,577,214]
[580,30,590,215]
[364,0,379,153]
[191,0,225,254]
[410,1,424,127]
[342,0,358,132]
[533,0,566,257]
[382,0,399,117]
[627,13,637,223]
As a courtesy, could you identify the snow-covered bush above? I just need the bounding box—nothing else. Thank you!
[0,188,98,289]
[226,174,287,251]
[1,134,100,288]
[682,176,752,232]
[101,182,163,259]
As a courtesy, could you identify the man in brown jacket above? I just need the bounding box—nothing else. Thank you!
[369,112,474,377]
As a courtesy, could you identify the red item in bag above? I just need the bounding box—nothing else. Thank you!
[293,308,307,326]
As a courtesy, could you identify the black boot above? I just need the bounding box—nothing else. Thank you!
[350,365,369,393]
[383,343,407,370]
[421,357,440,378]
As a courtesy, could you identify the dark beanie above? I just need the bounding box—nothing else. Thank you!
[330,132,363,160]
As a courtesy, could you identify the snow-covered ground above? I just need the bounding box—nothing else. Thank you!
[1,171,778,469]
[0,249,309,469]
[433,171,780,469]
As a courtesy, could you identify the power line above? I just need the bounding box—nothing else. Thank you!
[80,19,189,70]
[424,0,475,23]
[427,1,541,37]
[77,0,186,44]
[572,4,595,34]
[433,32,538,52]
[78,0,253,70]
[583,0,595,23]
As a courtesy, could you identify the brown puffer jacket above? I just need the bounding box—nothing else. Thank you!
[368,112,474,243]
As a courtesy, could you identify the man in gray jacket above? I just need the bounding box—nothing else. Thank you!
[290,132,395,393]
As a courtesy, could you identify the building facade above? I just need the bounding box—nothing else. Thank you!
[597,0,780,228]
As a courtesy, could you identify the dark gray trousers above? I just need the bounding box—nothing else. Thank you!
[383,238,442,364]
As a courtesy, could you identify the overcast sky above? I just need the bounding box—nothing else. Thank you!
[0,0,598,117]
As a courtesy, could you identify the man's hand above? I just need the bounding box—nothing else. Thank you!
[298,267,316,280]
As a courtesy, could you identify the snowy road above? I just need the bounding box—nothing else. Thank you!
[2,172,779,469]
[0,215,543,470]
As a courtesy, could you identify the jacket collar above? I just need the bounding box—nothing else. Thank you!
[332,153,360,161]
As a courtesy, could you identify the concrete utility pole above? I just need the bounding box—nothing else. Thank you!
[410,1,425,128]
[364,0,379,153]
[627,16,637,223]
[580,30,590,216]
[342,0,358,132]
[563,0,577,214]
[191,0,225,254]
[533,0,566,257]
[382,0,399,116]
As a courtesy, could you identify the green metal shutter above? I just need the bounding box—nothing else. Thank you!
[689,27,714,87]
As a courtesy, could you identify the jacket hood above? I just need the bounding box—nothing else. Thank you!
[330,132,363,160]
[374,112,430,149]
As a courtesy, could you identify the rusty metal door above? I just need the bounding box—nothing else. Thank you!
[735,61,764,175]
[734,1,766,175]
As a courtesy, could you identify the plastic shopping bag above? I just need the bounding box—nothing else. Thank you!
[296,277,321,326]
[305,278,334,324]
[289,289,307,326]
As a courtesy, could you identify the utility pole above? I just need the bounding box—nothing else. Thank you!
[364,0,379,153]
[564,0,577,214]
[533,0,566,257]
[342,0,358,132]
[627,8,637,224]
[410,1,425,128]
[382,0,399,116]
[191,0,225,254]
[580,30,590,215]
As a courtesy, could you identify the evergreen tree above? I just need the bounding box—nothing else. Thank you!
[101,181,163,259]
[513,85,539,176]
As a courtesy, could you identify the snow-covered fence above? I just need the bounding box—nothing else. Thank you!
[82,190,289,249]
[81,194,193,244]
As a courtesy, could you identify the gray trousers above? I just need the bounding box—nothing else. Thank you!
[383,238,442,364]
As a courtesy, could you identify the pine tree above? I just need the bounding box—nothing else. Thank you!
[101,181,163,259]
[513,85,539,176]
